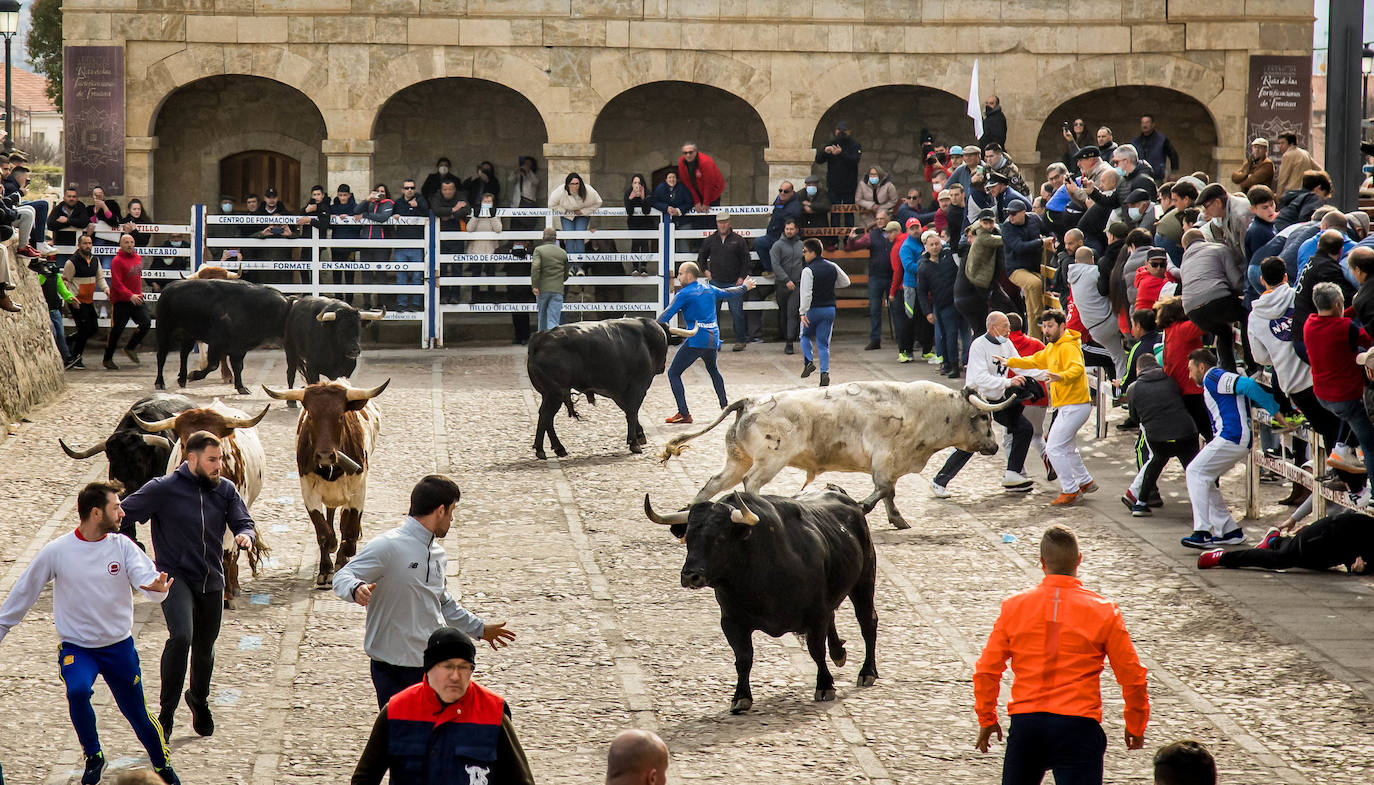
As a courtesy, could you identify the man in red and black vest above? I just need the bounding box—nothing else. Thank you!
[351,627,534,785]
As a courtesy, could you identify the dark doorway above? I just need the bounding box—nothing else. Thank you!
[220,150,301,209]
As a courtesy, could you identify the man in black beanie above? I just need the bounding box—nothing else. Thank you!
[352,627,534,785]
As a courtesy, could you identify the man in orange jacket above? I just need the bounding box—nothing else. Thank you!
[973,524,1149,784]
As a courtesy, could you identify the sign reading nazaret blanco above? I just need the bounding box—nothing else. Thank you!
[63,46,125,194]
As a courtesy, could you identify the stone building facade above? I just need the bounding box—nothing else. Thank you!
[64,1,1313,217]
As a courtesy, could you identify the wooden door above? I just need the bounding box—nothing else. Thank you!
[219,150,300,209]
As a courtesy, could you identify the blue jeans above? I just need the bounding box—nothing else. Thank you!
[59,637,170,768]
[868,277,890,344]
[561,215,589,262]
[48,308,71,362]
[668,344,728,416]
[537,291,564,332]
[392,248,423,309]
[936,305,970,368]
[753,234,777,272]
[1318,396,1374,482]
[370,660,425,710]
[801,306,837,371]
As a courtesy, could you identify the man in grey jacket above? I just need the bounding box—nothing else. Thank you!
[769,218,805,354]
[1180,230,1246,371]
[333,474,516,708]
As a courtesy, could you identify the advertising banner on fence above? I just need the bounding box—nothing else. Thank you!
[63,46,126,194]
[1246,54,1312,152]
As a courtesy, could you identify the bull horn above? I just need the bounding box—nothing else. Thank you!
[359,306,387,321]
[729,493,760,525]
[667,324,699,337]
[345,378,391,401]
[644,494,689,525]
[143,434,173,450]
[132,413,179,432]
[335,451,363,473]
[316,310,338,323]
[261,384,306,401]
[59,438,106,459]
[962,388,1016,412]
[230,261,243,279]
[223,404,271,430]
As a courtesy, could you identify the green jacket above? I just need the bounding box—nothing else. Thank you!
[530,242,569,294]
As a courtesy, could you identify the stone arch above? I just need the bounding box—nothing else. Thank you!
[1034,86,1220,181]
[152,75,327,217]
[811,85,973,200]
[370,78,550,198]
[591,80,770,205]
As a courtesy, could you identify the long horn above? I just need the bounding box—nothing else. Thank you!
[644,494,690,525]
[223,404,271,430]
[962,388,1016,412]
[316,310,338,323]
[261,384,306,401]
[132,413,179,432]
[345,378,391,401]
[142,434,173,450]
[334,451,363,473]
[359,306,386,321]
[59,438,106,459]
[729,493,760,525]
[667,324,699,337]
[230,260,242,279]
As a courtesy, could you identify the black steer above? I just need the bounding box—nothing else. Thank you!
[645,486,878,714]
[527,316,688,458]
[282,297,385,407]
[59,393,195,496]
[154,278,292,394]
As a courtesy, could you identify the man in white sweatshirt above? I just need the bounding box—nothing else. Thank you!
[931,311,1037,496]
[0,482,180,785]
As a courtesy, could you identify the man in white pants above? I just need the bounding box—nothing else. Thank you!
[1004,309,1097,506]
[1180,348,1282,549]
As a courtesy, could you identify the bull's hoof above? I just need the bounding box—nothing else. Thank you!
[176,377,187,388]
[890,516,912,531]
[287,400,298,410]
[636,433,648,446]
[729,698,753,714]
[831,650,847,668]
[154,381,165,391]
[188,369,209,382]
[235,386,251,395]
[858,672,878,687]
[315,573,331,589]
[553,446,568,458]
[629,442,643,454]
[224,595,239,611]
[814,688,837,702]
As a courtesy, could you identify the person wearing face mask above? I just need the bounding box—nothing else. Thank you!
[119,431,257,740]
[464,192,502,305]
[1123,188,1156,235]
[853,166,897,228]
[978,95,1008,149]
[796,174,832,231]
[422,156,453,204]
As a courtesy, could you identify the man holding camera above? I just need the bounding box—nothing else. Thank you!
[816,120,861,227]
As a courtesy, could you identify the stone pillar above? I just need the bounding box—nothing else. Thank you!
[764,147,816,192]
[125,136,158,208]
[1213,146,1243,188]
[322,139,375,192]
[542,143,598,200]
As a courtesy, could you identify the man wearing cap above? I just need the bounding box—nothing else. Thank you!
[947,145,983,210]
[754,180,802,274]
[351,627,535,785]
[697,213,757,349]
[1001,199,1054,338]
[1124,188,1156,234]
[816,121,861,227]
[1232,138,1276,191]
[255,186,295,279]
[1196,183,1254,269]
[797,174,832,231]
[984,172,1030,224]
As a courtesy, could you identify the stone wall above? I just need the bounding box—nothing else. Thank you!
[0,251,65,422]
[152,76,328,217]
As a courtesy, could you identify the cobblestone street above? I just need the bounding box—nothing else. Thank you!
[2,335,1373,784]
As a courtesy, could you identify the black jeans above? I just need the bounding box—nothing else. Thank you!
[1138,436,1201,499]
[370,660,426,710]
[1181,394,1215,442]
[935,401,1033,485]
[868,278,890,344]
[1002,712,1107,785]
[775,283,799,343]
[104,301,150,361]
[159,579,223,724]
[1187,296,1246,372]
[69,302,98,358]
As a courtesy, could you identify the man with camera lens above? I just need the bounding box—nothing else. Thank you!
[815,120,861,227]
[924,140,954,182]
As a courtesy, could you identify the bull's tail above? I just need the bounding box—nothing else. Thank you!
[658,398,748,463]
[245,528,272,576]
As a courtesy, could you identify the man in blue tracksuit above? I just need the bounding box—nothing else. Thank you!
[658,261,755,424]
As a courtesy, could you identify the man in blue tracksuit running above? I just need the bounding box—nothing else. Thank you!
[658,261,755,424]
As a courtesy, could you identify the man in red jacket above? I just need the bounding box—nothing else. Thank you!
[104,233,150,370]
[1304,281,1374,501]
[678,142,725,230]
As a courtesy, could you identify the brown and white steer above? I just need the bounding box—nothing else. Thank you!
[135,399,271,608]
[263,379,386,586]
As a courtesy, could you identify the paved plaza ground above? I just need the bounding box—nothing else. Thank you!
[1,330,1373,784]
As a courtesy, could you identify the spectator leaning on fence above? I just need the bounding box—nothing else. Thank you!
[678,142,725,229]
[391,179,429,313]
[547,172,602,274]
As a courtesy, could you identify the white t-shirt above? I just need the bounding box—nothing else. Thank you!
[0,530,168,648]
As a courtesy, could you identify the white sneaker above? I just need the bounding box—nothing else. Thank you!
[1352,486,1373,509]
[1329,445,1363,473]
[930,482,951,499]
[1001,471,1033,488]
[927,354,943,366]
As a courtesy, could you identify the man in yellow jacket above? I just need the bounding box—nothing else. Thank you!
[1003,309,1096,505]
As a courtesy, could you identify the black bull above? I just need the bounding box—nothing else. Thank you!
[645,486,878,714]
[59,393,195,497]
[527,317,693,458]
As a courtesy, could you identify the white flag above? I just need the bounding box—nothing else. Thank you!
[967,59,983,140]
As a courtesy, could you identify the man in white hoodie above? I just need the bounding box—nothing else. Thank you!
[930,311,1037,496]
[1247,255,1348,472]
[1067,246,1128,377]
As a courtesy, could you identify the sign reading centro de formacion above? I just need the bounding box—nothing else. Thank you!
[1246,54,1312,153]
[63,45,125,194]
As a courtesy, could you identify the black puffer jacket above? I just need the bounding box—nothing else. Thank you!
[1125,366,1198,443]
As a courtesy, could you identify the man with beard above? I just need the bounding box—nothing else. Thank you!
[120,432,257,740]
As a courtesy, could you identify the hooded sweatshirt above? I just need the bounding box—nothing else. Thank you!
[1006,328,1090,406]
[1246,283,1312,394]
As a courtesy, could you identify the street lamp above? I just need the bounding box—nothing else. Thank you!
[0,1,20,157]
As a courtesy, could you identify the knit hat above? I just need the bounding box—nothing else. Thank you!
[424,627,477,670]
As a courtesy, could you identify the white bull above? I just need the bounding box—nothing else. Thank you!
[660,381,1014,529]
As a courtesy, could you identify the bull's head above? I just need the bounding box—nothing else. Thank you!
[958,388,1015,456]
[133,404,270,447]
[262,379,388,474]
[645,493,760,590]
[316,304,385,361]
[60,432,175,495]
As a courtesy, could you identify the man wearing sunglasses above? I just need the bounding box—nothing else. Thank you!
[753,181,802,275]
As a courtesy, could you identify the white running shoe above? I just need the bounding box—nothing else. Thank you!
[930,482,951,499]
[1329,445,1363,474]
[1001,471,1033,488]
